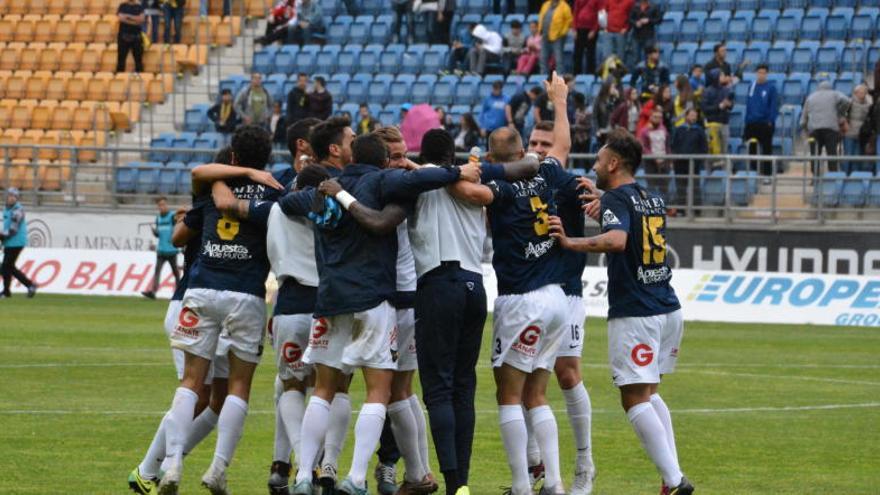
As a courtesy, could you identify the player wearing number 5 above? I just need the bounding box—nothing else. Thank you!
[548,129,695,495]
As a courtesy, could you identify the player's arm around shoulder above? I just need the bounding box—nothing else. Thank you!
[318,179,407,235]
[191,163,283,196]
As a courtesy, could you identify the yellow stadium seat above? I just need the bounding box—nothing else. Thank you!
[72,102,93,131]
[6,0,27,15]
[30,103,53,130]
[92,103,112,131]
[0,104,9,129]
[45,74,69,100]
[36,130,59,161]
[124,73,146,102]
[34,16,59,43]
[54,19,76,44]
[142,45,163,73]
[80,45,103,73]
[87,0,110,15]
[28,0,49,15]
[0,17,15,43]
[10,104,30,129]
[0,128,22,150]
[66,76,87,101]
[47,0,68,15]
[3,74,25,99]
[94,19,116,43]
[56,130,75,161]
[64,0,88,16]
[50,103,72,130]
[38,46,60,72]
[107,76,128,102]
[58,43,85,72]
[25,75,49,100]
[0,72,5,99]
[85,78,107,101]
[0,43,18,71]
[13,18,35,43]
[246,0,268,18]
[215,19,234,46]
[39,160,70,191]
[74,17,96,43]
[18,43,45,72]
[10,160,34,190]
[146,77,165,104]
[100,45,118,73]
[18,130,44,160]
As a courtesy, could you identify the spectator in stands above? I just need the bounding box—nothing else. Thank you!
[671,108,708,211]
[308,76,333,120]
[689,64,705,94]
[447,25,475,73]
[639,107,671,201]
[862,95,880,160]
[207,88,241,134]
[610,87,640,133]
[286,73,310,127]
[436,106,453,130]
[503,20,527,74]
[270,101,287,145]
[265,0,296,38]
[391,0,414,44]
[161,0,185,44]
[400,103,411,123]
[357,104,378,135]
[436,0,455,45]
[592,78,620,144]
[143,0,162,43]
[571,92,592,159]
[597,0,634,67]
[507,86,542,138]
[673,74,697,128]
[516,21,542,75]
[416,0,439,44]
[705,42,746,83]
[234,73,274,129]
[538,0,573,74]
[640,85,673,132]
[469,24,504,74]
[257,0,324,45]
[703,68,734,156]
[744,64,779,176]
[844,85,872,174]
[573,0,601,75]
[454,113,481,151]
[1,188,37,299]
[494,0,514,15]
[873,60,880,100]
[630,45,669,100]
[627,0,662,69]
[801,81,851,174]
[479,81,510,138]
[117,0,146,73]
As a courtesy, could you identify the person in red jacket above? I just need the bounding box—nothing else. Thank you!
[573,0,601,75]
[597,0,634,68]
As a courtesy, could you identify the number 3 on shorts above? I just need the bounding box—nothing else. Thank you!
[217,214,240,241]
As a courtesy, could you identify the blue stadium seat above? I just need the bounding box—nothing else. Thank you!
[701,17,726,43]
[482,14,503,33]
[732,10,755,25]
[355,49,380,74]
[116,163,138,193]
[401,48,425,74]
[733,81,749,106]
[775,15,801,42]
[315,46,340,74]
[348,21,370,45]
[135,162,162,194]
[851,15,875,41]
[379,49,402,74]
[751,16,774,42]
[840,171,872,207]
[814,171,846,207]
[678,14,704,43]
[380,77,405,105]
[656,16,679,44]
[253,47,277,74]
[192,134,219,163]
[670,42,697,74]
[766,42,794,73]
[791,42,818,73]
[431,75,457,106]
[742,42,769,68]
[183,104,210,133]
[158,162,185,195]
[869,181,880,207]
[783,73,809,105]
[816,41,844,73]
[425,45,449,73]
[730,171,752,206]
[729,106,744,137]
[713,0,734,10]
[834,76,855,96]
[726,18,749,42]
[291,50,315,74]
[272,46,295,74]
[345,77,368,105]
[800,15,824,40]
[702,170,728,206]
[454,76,480,106]
[170,133,197,163]
[841,45,866,73]
[666,0,687,12]
[148,133,176,163]
[410,79,432,104]
[462,0,489,15]
[689,0,712,11]
[326,22,348,45]
[735,0,758,10]
[825,15,849,41]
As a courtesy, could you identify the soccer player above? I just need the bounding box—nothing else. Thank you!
[155,125,283,495]
[1,187,36,298]
[525,121,597,494]
[142,196,181,300]
[279,134,480,495]
[548,128,695,495]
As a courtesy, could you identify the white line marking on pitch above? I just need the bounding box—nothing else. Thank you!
[1,402,878,417]
[686,369,880,387]
[0,362,168,369]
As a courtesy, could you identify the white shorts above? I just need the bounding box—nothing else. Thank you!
[607,309,684,387]
[491,284,567,373]
[556,295,586,359]
[304,301,397,374]
[270,313,314,382]
[170,288,267,365]
[164,300,216,384]
[395,308,418,372]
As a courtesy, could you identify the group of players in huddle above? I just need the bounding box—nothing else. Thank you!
[126,72,695,495]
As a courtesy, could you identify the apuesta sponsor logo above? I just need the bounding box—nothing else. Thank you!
[687,273,880,309]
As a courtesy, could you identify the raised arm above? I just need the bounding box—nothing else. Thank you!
[318,179,408,235]
[212,181,252,219]
[190,164,283,196]
[379,162,482,204]
[544,71,572,165]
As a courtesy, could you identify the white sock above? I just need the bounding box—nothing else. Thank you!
[184,407,219,455]
[389,399,427,481]
[296,396,330,483]
[348,402,387,488]
[139,413,169,479]
[322,393,352,468]
[563,383,594,471]
[165,387,198,464]
[407,394,431,474]
[528,405,561,490]
[627,402,683,488]
[212,394,248,467]
[279,390,307,463]
[523,405,541,467]
[272,376,292,462]
[650,393,679,464]
[499,405,530,494]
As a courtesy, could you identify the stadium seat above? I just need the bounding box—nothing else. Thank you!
[253,47,276,74]
[791,42,819,73]
[388,76,413,105]
[775,15,801,42]
[840,171,871,207]
[702,170,728,206]
[730,171,752,206]
[366,76,391,105]
[766,42,794,73]
[115,163,139,193]
[816,41,844,73]
[851,14,876,41]
[135,162,162,194]
[454,76,479,106]
[423,45,448,74]
[701,17,726,43]
[656,15,678,44]
[158,162,185,195]
[800,15,824,40]
[814,171,845,208]
[678,15,702,43]
[750,16,774,42]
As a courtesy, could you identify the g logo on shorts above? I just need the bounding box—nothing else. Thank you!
[519,325,541,346]
[631,343,654,366]
[282,342,303,364]
[313,318,329,339]
[178,307,199,329]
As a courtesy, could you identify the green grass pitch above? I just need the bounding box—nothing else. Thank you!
[0,294,877,494]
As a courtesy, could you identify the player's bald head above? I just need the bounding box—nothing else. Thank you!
[487,127,524,163]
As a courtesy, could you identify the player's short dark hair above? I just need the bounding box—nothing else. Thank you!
[528,86,542,96]
[603,128,642,175]
[756,63,769,72]
[214,146,234,165]
[310,116,351,162]
[294,164,330,191]
[488,127,523,163]
[220,88,231,96]
[511,19,522,28]
[420,128,455,166]
[230,124,272,170]
[534,121,554,132]
[314,76,326,88]
[646,44,659,55]
[713,42,725,53]
[286,117,320,157]
[352,134,388,168]
[297,72,308,79]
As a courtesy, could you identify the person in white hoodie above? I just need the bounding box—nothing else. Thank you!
[468,24,504,74]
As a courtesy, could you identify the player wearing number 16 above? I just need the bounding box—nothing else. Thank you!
[548,128,695,495]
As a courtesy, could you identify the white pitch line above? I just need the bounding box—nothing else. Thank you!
[0,362,169,369]
[1,402,878,417]
[685,369,880,387]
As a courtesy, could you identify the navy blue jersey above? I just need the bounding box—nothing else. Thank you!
[187,178,274,298]
[271,166,296,197]
[279,164,460,317]
[600,182,681,319]
[274,278,317,315]
[559,186,587,297]
[487,157,579,295]
[171,195,208,301]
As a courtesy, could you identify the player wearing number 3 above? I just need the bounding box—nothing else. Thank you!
[548,128,695,495]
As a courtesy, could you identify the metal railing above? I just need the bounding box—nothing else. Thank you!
[2,144,879,225]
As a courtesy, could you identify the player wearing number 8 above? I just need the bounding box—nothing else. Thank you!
[548,128,694,495]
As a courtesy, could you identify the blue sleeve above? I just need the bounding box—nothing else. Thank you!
[278,188,315,217]
[480,162,507,182]
[600,192,631,233]
[246,199,274,226]
[769,85,779,124]
[183,206,204,231]
[379,167,462,203]
[541,159,579,202]
[487,179,513,205]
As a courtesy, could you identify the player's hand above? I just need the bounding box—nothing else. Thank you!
[583,198,601,222]
[318,179,343,196]
[247,169,284,190]
[458,162,481,183]
[576,177,601,202]
[544,71,568,105]
[404,158,422,170]
[548,215,570,249]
